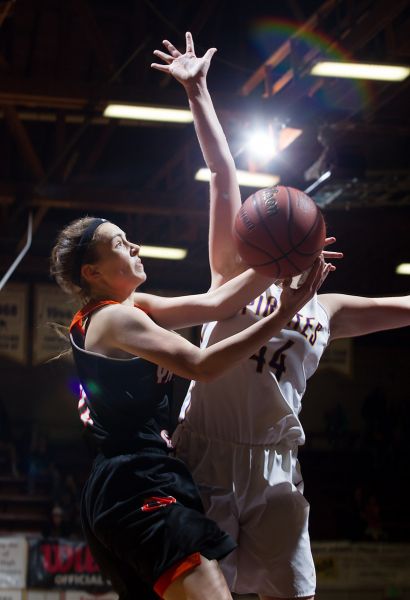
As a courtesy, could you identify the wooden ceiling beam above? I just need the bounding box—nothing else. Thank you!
[0,75,184,110]
[29,196,207,218]
[143,140,196,191]
[240,0,341,96]
[3,105,45,180]
[3,106,48,246]
[303,0,410,108]
[0,183,207,217]
[337,0,409,52]
[240,0,408,99]
[75,121,116,181]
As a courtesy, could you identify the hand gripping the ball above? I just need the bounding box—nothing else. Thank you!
[279,256,333,318]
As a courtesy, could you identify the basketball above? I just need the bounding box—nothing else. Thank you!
[233,185,326,279]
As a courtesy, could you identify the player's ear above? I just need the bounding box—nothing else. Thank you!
[81,263,101,284]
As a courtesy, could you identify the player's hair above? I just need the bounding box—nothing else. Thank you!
[50,216,104,301]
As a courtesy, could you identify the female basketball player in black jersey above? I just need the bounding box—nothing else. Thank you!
[50,216,333,600]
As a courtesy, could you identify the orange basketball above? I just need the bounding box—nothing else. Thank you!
[234,186,326,279]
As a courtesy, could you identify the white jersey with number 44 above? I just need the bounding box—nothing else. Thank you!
[179,285,330,447]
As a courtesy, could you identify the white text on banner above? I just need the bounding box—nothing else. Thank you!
[0,284,28,365]
[32,284,78,365]
[0,537,27,589]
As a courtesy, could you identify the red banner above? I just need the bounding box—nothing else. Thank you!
[27,539,111,592]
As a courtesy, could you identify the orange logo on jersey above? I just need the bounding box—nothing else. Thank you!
[140,496,176,512]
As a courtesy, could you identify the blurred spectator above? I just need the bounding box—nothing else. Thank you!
[57,473,81,535]
[0,396,19,477]
[348,484,368,541]
[42,504,72,538]
[362,494,386,541]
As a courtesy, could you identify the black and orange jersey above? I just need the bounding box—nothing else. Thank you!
[69,300,173,456]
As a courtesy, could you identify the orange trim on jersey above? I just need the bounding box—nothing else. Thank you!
[154,553,201,598]
[70,300,119,334]
[70,300,147,334]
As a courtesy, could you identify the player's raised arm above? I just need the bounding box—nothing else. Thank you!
[319,293,410,341]
[151,32,244,288]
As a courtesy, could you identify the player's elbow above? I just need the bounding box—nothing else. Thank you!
[189,354,227,383]
[188,362,216,382]
[208,155,236,176]
[175,346,228,382]
[206,287,241,321]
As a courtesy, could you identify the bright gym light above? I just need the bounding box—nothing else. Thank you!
[247,132,277,160]
[310,61,410,82]
[139,246,187,260]
[104,104,193,123]
[395,263,410,275]
[246,127,302,163]
[195,168,280,188]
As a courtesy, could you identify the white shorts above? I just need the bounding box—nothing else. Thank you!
[173,424,316,598]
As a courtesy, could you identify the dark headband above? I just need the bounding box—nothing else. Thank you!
[72,218,107,287]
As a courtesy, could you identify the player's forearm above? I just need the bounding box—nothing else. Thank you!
[353,296,410,335]
[193,305,292,381]
[134,269,270,329]
[208,268,273,319]
[184,80,235,173]
[185,79,243,282]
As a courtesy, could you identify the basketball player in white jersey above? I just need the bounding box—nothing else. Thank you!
[152,33,410,600]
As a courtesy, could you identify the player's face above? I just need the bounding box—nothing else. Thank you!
[92,222,146,292]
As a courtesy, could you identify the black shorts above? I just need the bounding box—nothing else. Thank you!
[81,450,235,595]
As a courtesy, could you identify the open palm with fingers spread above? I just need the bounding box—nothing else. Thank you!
[151,31,216,86]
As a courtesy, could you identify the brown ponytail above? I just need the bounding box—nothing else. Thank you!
[50,216,105,301]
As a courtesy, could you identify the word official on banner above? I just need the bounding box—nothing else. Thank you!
[27,538,111,592]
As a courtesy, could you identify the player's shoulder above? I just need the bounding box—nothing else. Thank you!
[91,302,147,332]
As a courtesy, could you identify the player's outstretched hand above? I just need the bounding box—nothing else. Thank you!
[279,256,333,316]
[151,31,216,87]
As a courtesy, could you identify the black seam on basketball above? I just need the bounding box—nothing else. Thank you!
[252,193,301,272]
[290,206,322,255]
[235,230,284,275]
[287,188,324,255]
[235,228,281,262]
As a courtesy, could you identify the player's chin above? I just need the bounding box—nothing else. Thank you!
[137,269,147,284]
